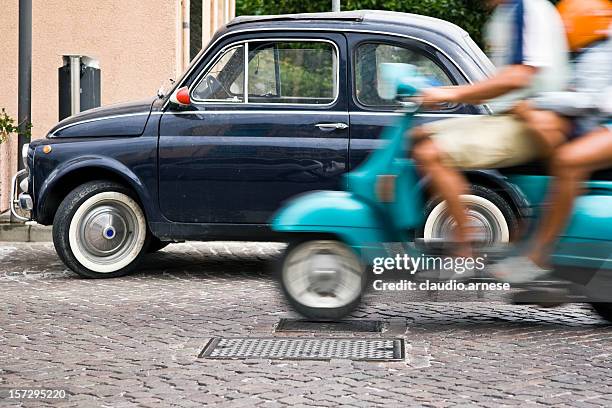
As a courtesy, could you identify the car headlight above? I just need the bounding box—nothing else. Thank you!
[21,143,30,170]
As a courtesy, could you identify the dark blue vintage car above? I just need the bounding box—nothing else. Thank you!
[14,11,528,278]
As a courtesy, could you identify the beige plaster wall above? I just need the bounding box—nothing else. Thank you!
[0,0,180,212]
[32,0,179,138]
[0,0,236,214]
[0,2,20,212]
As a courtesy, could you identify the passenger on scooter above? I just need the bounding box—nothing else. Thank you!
[410,0,569,258]
[492,0,612,283]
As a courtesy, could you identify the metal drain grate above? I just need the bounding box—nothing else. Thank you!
[276,319,383,333]
[199,337,404,361]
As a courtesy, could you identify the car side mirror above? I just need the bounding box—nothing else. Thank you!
[169,86,191,108]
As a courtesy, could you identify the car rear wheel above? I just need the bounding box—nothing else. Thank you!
[591,303,612,323]
[53,180,149,278]
[279,240,366,321]
[422,185,517,247]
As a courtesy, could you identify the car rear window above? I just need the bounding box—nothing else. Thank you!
[355,42,453,108]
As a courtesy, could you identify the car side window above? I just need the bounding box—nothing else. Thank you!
[355,42,453,108]
[192,40,338,105]
[248,41,337,105]
[192,45,245,102]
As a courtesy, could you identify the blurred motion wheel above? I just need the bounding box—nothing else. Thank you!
[279,240,365,321]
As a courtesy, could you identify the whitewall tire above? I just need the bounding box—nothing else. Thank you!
[53,181,150,278]
[422,185,517,246]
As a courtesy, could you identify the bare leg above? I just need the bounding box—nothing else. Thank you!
[412,133,471,254]
[513,105,571,156]
[528,127,612,266]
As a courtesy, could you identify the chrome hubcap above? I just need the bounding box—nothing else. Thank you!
[103,225,116,240]
[76,201,139,264]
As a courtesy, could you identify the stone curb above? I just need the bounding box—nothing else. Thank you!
[0,223,52,242]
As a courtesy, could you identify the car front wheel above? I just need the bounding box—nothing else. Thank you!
[53,180,149,278]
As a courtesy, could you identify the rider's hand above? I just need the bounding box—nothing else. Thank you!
[420,87,459,108]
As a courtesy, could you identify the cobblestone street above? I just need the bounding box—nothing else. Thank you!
[1,242,611,407]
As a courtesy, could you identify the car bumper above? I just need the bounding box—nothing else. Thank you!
[11,169,32,221]
[19,193,33,211]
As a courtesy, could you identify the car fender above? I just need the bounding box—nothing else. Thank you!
[417,169,533,219]
[37,155,153,220]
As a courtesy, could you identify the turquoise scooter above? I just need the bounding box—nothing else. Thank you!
[271,63,612,322]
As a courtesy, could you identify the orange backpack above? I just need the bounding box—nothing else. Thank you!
[557,0,612,51]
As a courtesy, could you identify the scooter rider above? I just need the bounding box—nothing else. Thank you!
[493,0,612,283]
[410,0,569,257]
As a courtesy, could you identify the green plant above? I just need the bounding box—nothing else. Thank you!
[236,0,490,46]
[0,109,18,144]
[0,108,31,144]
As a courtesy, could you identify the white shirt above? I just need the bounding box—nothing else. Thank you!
[485,0,570,113]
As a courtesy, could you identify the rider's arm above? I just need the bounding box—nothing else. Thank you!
[421,65,537,106]
[452,65,537,105]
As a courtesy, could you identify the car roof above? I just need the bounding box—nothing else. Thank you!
[174,10,492,107]
[226,10,469,40]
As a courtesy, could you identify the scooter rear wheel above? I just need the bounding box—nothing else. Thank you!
[279,240,366,321]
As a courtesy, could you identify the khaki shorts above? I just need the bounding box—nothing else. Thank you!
[424,115,542,169]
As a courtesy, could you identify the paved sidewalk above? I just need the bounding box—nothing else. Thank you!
[0,212,52,243]
[1,242,611,407]
[0,223,52,242]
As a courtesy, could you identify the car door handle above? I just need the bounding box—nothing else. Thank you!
[315,122,349,131]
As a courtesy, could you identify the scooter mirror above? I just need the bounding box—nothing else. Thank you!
[378,63,431,100]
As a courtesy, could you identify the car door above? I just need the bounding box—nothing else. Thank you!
[347,34,486,170]
[158,33,349,224]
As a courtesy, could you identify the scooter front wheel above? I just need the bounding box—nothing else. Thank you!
[279,240,366,321]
